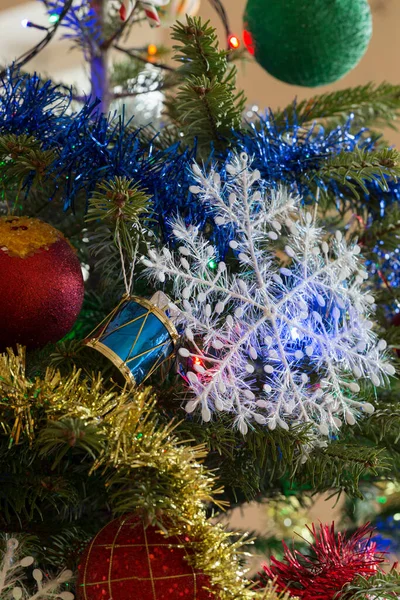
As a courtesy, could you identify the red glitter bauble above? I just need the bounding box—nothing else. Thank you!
[0,216,84,350]
[77,514,214,600]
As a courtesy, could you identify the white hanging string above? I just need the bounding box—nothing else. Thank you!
[313,186,320,226]
[116,228,135,297]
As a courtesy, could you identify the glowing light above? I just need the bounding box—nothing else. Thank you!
[394,513,400,521]
[283,518,292,527]
[377,496,387,504]
[228,34,240,50]
[147,44,158,56]
[21,19,29,28]
[207,258,217,270]
[291,327,300,341]
[191,355,205,373]
[243,29,255,55]
[48,13,59,24]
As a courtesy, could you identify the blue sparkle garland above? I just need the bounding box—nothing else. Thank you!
[0,68,194,215]
[3,68,400,287]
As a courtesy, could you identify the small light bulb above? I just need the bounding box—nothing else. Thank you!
[243,29,255,55]
[48,13,59,24]
[147,44,157,56]
[21,19,29,28]
[228,34,240,50]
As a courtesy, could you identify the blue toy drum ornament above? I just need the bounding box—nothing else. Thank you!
[85,293,179,386]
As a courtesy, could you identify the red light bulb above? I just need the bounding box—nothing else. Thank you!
[243,29,255,55]
[228,34,240,49]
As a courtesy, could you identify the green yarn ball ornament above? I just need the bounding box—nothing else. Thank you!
[243,0,373,87]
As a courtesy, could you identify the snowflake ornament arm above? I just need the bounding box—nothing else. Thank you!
[0,538,74,600]
[144,153,395,435]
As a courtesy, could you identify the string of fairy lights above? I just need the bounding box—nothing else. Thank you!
[18,0,243,67]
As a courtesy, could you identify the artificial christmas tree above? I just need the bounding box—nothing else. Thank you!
[1,0,400,598]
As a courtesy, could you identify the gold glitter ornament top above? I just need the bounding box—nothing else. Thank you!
[0,216,62,258]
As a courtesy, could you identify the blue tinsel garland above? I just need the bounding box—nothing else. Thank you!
[0,69,192,216]
[2,69,400,285]
[234,111,374,196]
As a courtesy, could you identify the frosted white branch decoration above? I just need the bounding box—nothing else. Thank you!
[143,153,394,435]
[0,538,74,600]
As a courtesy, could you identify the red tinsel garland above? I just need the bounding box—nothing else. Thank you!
[263,522,385,600]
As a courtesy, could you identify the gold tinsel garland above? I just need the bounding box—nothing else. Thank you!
[0,347,292,600]
[0,346,52,445]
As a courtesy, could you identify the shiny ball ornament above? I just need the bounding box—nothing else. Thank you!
[0,216,84,350]
[77,514,213,600]
[243,0,372,87]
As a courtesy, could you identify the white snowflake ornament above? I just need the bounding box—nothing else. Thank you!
[144,153,394,435]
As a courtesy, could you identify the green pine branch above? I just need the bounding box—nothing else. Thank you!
[362,407,400,446]
[110,59,144,87]
[311,147,400,200]
[341,568,400,599]
[295,443,387,500]
[0,134,56,211]
[173,401,394,503]
[346,389,400,466]
[86,176,150,253]
[361,204,400,253]
[86,176,151,286]
[173,410,313,503]
[0,442,81,526]
[275,83,400,130]
[170,16,245,154]
[43,527,92,570]
[0,134,55,181]
[37,418,105,468]
[109,57,178,99]
[172,17,228,80]
[319,391,400,496]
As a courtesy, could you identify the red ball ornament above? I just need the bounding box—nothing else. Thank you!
[77,514,214,600]
[0,216,84,350]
